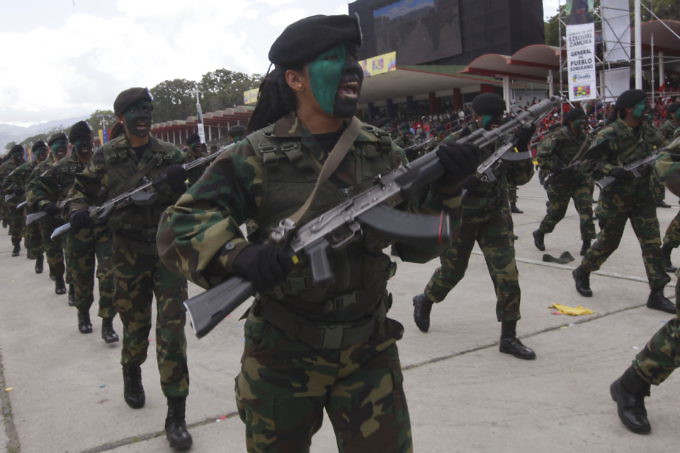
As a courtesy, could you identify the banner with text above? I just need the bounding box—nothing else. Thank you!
[567,22,597,101]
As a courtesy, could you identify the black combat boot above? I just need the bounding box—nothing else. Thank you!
[499,321,536,360]
[572,266,592,297]
[54,275,66,295]
[580,239,591,257]
[661,243,676,273]
[11,239,20,257]
[610,367,651,434]
[532,229,545,251]
[68,284,76,306]
[656,200,670,208]
[78,310,93,334]
[510,203,523,214]
[646,289,676,314]
[412,293,433,333]
[165,396,193,450]
[101,317,119,343]
[122,365,145,409]
[26,249,34,260]
[34,254,44,274]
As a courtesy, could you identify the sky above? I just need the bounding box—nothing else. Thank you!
[0,0,561,127]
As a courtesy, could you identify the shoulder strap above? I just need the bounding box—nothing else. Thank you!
[107,150,161,199]
[288,117,362,226]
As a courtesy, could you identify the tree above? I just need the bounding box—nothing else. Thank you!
[199,69,262,112]
[150,79,196,123]
[87,109,117,132]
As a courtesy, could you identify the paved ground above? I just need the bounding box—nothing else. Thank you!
[1,177,679,452]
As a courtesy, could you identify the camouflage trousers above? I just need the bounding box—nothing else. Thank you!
[25,220,43,257]
[7,203,24,244]
[662,210,680,249]
[650,171,666,203]
[39,217,65,279]
[538,178,595,241]
[235,311,412,453]
[65,223,115,318]
[581,185,670,290]
[424,208,521,322]
[508,183,518,205]
[632,279,680,385]
[112,238,189,398]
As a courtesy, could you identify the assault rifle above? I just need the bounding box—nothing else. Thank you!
[49,143,236,240]
[184,96,560,338]
[4,193,17,203]
[402,137,435,160]
[542,125,603,187]
[593,136,680,189]
[16,201,27,210]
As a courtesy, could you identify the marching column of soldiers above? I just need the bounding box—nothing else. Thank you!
[1,13,680,452]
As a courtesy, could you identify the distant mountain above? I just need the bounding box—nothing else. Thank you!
[1,116,87,153]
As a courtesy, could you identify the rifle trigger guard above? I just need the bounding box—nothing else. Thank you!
[330,221,361,250]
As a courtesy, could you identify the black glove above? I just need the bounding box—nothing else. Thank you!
[165,164,188,193]
[44,203,59,216]
[436,143,479,186]
[552,161,565,172]
[232,243,294,291]
[609,167,631,179]
[69,209,92,230]
[513,125,536,152]
[14,188,23,196]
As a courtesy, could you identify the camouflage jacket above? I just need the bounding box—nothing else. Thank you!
[69,134,185,243]
[536,126,590,183]
[0,158,24,195]
[4,160,37,193]
[32,153,87,214]
[442,121,534,216]
[157,113,462,296]
[25,156,55,212]
[659,119,679,142]
[587,118,664,184]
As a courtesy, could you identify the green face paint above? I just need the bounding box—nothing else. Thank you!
[34,148,48,162]
[309,44,346,115]
[51,139,68,160]
[73,138,93,161]
[123,100,153,137]
[632,101,647,119]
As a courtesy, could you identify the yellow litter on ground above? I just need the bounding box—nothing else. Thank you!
[549,304,595,316]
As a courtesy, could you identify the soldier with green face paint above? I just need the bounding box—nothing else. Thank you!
[572,89,675,314]
[533,107,595,255]
[228,125,246,144]
[5,141,49,271]
[68,87,192,450]
[1,145,26,256]
[26,134,67,294]
[412,92,537,361]
[157,14,477,453]
[53,121,118,342]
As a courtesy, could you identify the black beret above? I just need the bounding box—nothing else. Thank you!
[69,121,92,144]
[114,87,153,116]
[668,102,680,114]
[268,15,362,67]
[564,107,586,122]
[31,140,47,152]
[615,89,646,109]
[472,93,505,116]
[228,125,246,137]
[48,133,68,147]
[186,133,201,146]
[9,144,24,156]
[399,122,410,130]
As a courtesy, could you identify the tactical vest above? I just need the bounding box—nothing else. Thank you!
[247,122,398,348]
[102,136,179,244]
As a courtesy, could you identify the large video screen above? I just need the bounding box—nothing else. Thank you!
[371,0,462,65]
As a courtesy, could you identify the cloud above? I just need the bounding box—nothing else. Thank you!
[0,0,350,125]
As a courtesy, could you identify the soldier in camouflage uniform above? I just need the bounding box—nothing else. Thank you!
[659,103,680,271]
[1,145,26,256]
[533,107,595,255]
[182,133,208,187]
[157,15,477,452]
[507,182,523,213]
[413,93,537,360]
[51,121,118,342]
[4,141,49,270]
[68,88,192,450]
[610,138,680,435]
[29,133,72,296]
[228,125,246,144]
[572,89,675,314]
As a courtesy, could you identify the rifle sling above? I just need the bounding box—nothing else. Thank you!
[288,117,362,226]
